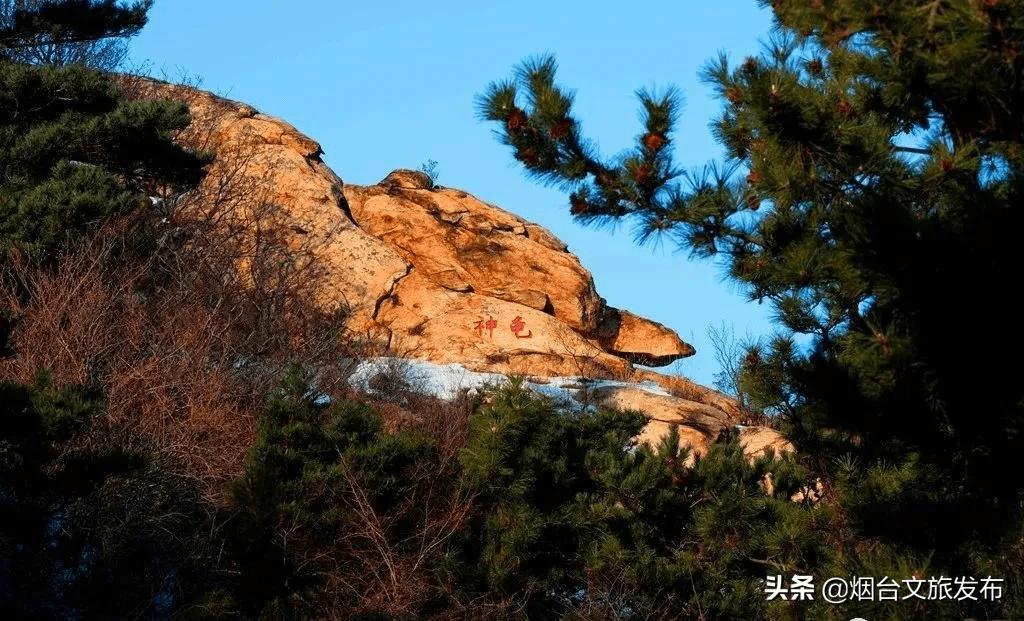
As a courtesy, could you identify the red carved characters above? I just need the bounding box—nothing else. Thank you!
[472,315,532,339]
[474,316,499,338]
[510,315,532,339]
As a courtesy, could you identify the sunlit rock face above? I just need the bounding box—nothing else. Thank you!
[131,79,788,462]
[342,169,698,379]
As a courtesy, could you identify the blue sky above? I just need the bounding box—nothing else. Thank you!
[130,0,779,389]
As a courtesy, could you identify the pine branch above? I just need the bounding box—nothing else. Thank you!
[892,145,932,155]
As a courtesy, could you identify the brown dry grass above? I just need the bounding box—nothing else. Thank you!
[0,207,353,501]
[0,219,481,618]
[0,76,358,499]
[0,242,250,495]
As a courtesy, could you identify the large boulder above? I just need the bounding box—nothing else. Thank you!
[590,384,790,462]
[342,172,696,377]
[126,80,787,462]
[122,78,411,330]
[594,307,697,366]
[345,176,606,334]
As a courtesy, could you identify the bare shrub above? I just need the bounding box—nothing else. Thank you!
[248,369,480,617]
[706,322,775,427]
[316,455,474,618]
[0,242,244,497]
[0,213,353,499]
[296,361,488,617]
[0,87,356,497]
[707,322,746,403]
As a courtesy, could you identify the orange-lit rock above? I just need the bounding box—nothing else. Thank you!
[127,79,789,463]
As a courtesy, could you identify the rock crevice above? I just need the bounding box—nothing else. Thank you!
[131,81,789,462]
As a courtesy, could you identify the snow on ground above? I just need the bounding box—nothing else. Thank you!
[346,357,674,412]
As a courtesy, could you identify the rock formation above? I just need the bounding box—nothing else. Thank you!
[343,169,695,379]
[125,77,790,462]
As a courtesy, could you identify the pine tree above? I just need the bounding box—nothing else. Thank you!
[0,0,150,69]
[0,0,205,255]
[479,0,1024,614]
[228,362,446,618]
[457,378,844,619]
[0,369,224,618]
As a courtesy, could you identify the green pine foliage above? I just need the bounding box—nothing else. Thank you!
[3,1,1020,618]
[227,362,444,618]
[0,1,151,58]
[0,1,206,254]
[456,378,846,620]
[480,0,1024,617]
[0,369,222,619]
[457,377,653,610]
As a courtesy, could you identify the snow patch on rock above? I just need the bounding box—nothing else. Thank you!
[346,357,673,412]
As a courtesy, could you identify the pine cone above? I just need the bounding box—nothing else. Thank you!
[570,194,589,215]
[642,131,667,152]
[633,163,653,183]
[506,108,529,132]
[549,118,573,140]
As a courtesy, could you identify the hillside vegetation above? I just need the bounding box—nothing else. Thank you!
[1,2,1021,620]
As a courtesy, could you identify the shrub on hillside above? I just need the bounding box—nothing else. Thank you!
[226,362,473,619]
[0,369,224,618]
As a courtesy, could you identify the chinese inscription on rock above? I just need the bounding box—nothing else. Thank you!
[473,315,532,339]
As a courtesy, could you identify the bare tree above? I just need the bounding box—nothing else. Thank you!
[707,321,759,414]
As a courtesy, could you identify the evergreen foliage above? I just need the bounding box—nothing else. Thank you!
[480,0,1024,616]
[456,378,846,619]
[228,362,446,618]
[457,377,654,612]
[4,0,1022,617]
[0,369,221,619]
[0,1,205,254]
[0,0,150,68]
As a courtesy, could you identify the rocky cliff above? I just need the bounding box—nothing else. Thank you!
[127,78,790,461]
